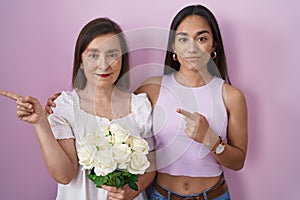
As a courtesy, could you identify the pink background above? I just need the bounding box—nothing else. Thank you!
[1,0,300,199]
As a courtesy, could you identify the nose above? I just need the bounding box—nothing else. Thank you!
[187,40,199,54]
[96,54,109,71]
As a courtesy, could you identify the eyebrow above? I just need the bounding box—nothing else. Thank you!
[106,49,120,53]
[176,30,210,37]
[86,48,100,53]
[86,48,120,53]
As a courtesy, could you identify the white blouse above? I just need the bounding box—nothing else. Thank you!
[48,90,153,200]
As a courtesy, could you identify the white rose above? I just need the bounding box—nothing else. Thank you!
[77,144,97,170]
[114,130,130,145]
[127,152,150,174]
[78,129,109,147]
[110,123,128,134]
[99,125,111,135]
[93,150,117,176]
[78,134,99,146]
[95,136,112,151]
[110,123,130,144]
[111,144,132,169]
[130,136,149,154]
[100,126,115,144]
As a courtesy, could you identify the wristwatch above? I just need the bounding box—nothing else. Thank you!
[213,137,225,155]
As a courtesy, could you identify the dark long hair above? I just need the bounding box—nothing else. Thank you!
[72,18,129,89]
[164,5,231,84]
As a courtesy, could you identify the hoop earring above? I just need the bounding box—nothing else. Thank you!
[211,51,217,59]
[173,53,178,61]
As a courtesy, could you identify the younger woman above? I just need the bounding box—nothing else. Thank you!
[136,5,248,200]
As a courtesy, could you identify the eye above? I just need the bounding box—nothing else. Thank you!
[178,37,188,43]
[197,37,207,42]
[107,52,119,59]
[88,53,99,59]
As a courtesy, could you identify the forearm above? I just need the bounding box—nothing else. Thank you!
[34,118,77,184]
[213,143,246,170]
[130,151,156,198]
[137,171,156,191]
[203,128,246,171]
[128,171,156,199]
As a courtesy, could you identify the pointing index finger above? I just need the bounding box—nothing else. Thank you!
[176,108,193,119]
[0,90,21,101]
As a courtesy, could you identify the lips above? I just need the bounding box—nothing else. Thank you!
[96,73,112,78]
[184,57,201,62]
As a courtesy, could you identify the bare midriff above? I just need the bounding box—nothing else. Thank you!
[156,172,221,195]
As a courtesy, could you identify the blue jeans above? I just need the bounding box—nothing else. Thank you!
[150,184,231,200]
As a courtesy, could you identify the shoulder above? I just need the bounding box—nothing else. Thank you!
[223,83,246,101]
[55,90,75,103]
[135,76,163,91]
[222,83,247,113]
[117,89,132,102]
[52,90,76,115]
[132,93,151,112]
[144,76,163,83]
[134,76,163,106]
[131,93,152,129]
[132,92,148,100]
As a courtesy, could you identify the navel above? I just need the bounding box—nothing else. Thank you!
[183,182,190,191]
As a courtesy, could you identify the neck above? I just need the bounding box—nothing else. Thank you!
[176,67,213,87]
[81,83,117,102]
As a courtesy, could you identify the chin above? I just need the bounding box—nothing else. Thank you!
[96,81,113,88]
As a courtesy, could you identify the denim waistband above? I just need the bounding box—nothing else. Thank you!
[153,174,228,200]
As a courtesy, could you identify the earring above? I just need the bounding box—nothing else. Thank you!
[211,51,217,59]
[173,53,178,61]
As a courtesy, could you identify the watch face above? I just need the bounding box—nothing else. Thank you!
[216,144,225,154]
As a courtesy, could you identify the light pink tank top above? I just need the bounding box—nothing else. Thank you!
[153,73,228,177]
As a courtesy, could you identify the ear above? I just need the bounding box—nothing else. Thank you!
[211,42,217,53]
[80,64,84,69]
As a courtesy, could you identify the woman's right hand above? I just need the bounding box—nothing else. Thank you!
[45,92,61,115]
[0,90,46,126]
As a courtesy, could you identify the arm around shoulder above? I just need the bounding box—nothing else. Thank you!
[134,76,162,107]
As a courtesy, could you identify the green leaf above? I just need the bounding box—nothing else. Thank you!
[118,177,125,187]
[130,174,139,182]
[121,171,130,177]
[86,169,139,191]
[95,176,107,185]
[113,171,122,177]
[108,173,114,179]
[116,177,121,188]
[128,181,138,191]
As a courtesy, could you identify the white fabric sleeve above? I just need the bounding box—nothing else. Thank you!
[48,91,75,140]
[132,93,155,152]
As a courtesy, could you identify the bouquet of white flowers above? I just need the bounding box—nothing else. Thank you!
[77,123,150,191]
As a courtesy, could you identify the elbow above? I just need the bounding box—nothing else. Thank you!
[223,154,246,171]
[51,169,77,185]
[231,157,246,171]
[231,149,247,171]
[232,162,245,171]
[49,165,78,185]
[55,175,74,185]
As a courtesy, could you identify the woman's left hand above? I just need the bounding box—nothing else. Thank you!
[102,185,137,200]
[176,108,209,143]
[177,108,219,150]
